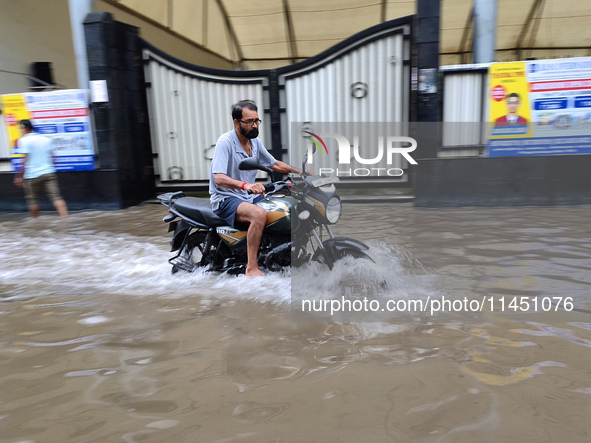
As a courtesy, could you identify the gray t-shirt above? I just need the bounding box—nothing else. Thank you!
[209,129,276,210]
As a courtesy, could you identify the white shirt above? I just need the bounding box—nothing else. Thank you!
[18,132,56,179]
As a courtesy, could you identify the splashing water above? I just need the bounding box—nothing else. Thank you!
[0,217,434,312]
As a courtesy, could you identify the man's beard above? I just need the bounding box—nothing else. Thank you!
[240,125,258,139]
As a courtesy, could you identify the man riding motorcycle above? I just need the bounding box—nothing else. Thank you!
[209,100,305,278]
[158,121,370,276]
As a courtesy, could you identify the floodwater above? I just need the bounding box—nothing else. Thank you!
[1,201,590,442]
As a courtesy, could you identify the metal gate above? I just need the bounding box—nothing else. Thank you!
[279,22,411,176]
[441,64,490,156]
[144,45,270,182]
[143,18,413,185]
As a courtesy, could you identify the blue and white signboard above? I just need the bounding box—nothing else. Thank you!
[2,89,95,171]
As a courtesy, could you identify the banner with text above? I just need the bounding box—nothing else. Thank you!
[1,89,95,171]
[487,57,591,157]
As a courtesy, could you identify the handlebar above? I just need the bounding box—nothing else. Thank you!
[247,182,287,195]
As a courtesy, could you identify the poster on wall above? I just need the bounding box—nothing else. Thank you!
[487,57,591,157]
[0,89,95,171]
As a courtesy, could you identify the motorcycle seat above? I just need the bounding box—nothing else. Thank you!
[173,197,227,227]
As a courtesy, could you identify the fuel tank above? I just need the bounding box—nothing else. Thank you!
[216,195,295,249]
[258,195,294,233]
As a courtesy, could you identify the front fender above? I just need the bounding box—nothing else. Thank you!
[313,236,372,269]
[324,236,369,253]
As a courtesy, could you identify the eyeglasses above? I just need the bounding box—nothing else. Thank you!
[239,118,262,126]
[507,101,519,105]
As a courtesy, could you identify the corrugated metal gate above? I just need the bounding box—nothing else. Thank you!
[441,64,490,156]
[144,47,269,182]
[279,24,410,175]
[143,18,413,185]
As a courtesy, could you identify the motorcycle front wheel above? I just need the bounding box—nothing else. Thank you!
[311,247,373,270]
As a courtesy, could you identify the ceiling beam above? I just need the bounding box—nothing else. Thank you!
[459,5,474,64]
[283,0,298,64]
[202,0,208,47]
[516,0,546,60]
[100,0,234,64]
[215,0,244,67]
[167,0,173,29]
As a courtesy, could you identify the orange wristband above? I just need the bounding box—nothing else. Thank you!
[241,182,247,190]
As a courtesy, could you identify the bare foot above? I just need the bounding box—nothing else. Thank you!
[245,267,266,278]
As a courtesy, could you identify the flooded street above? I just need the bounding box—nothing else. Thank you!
[1,202,591,442]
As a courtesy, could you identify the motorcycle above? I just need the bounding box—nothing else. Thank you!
[157,147,372,275]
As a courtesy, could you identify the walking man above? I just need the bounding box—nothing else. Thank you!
[13,119,68,218]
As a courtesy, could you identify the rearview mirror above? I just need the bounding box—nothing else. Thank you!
[239,157,273,174]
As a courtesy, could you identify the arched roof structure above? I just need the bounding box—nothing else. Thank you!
[92,0,591,69]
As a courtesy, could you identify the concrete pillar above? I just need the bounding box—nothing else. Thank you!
[83,12,154,205]
[474,0,497,63]
[414,0,442,160]
[68,0,94,89]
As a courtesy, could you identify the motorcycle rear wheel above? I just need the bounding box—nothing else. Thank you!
[171,231,207,273]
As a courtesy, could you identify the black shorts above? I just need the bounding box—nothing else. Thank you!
[214,195,263,228]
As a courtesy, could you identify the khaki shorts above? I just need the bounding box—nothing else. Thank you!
[24,173,63,206]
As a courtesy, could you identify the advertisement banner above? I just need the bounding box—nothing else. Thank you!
[487,57,591,157]
[1,89,95,171]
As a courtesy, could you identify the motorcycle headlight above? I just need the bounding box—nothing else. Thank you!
[326,197,342,224]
